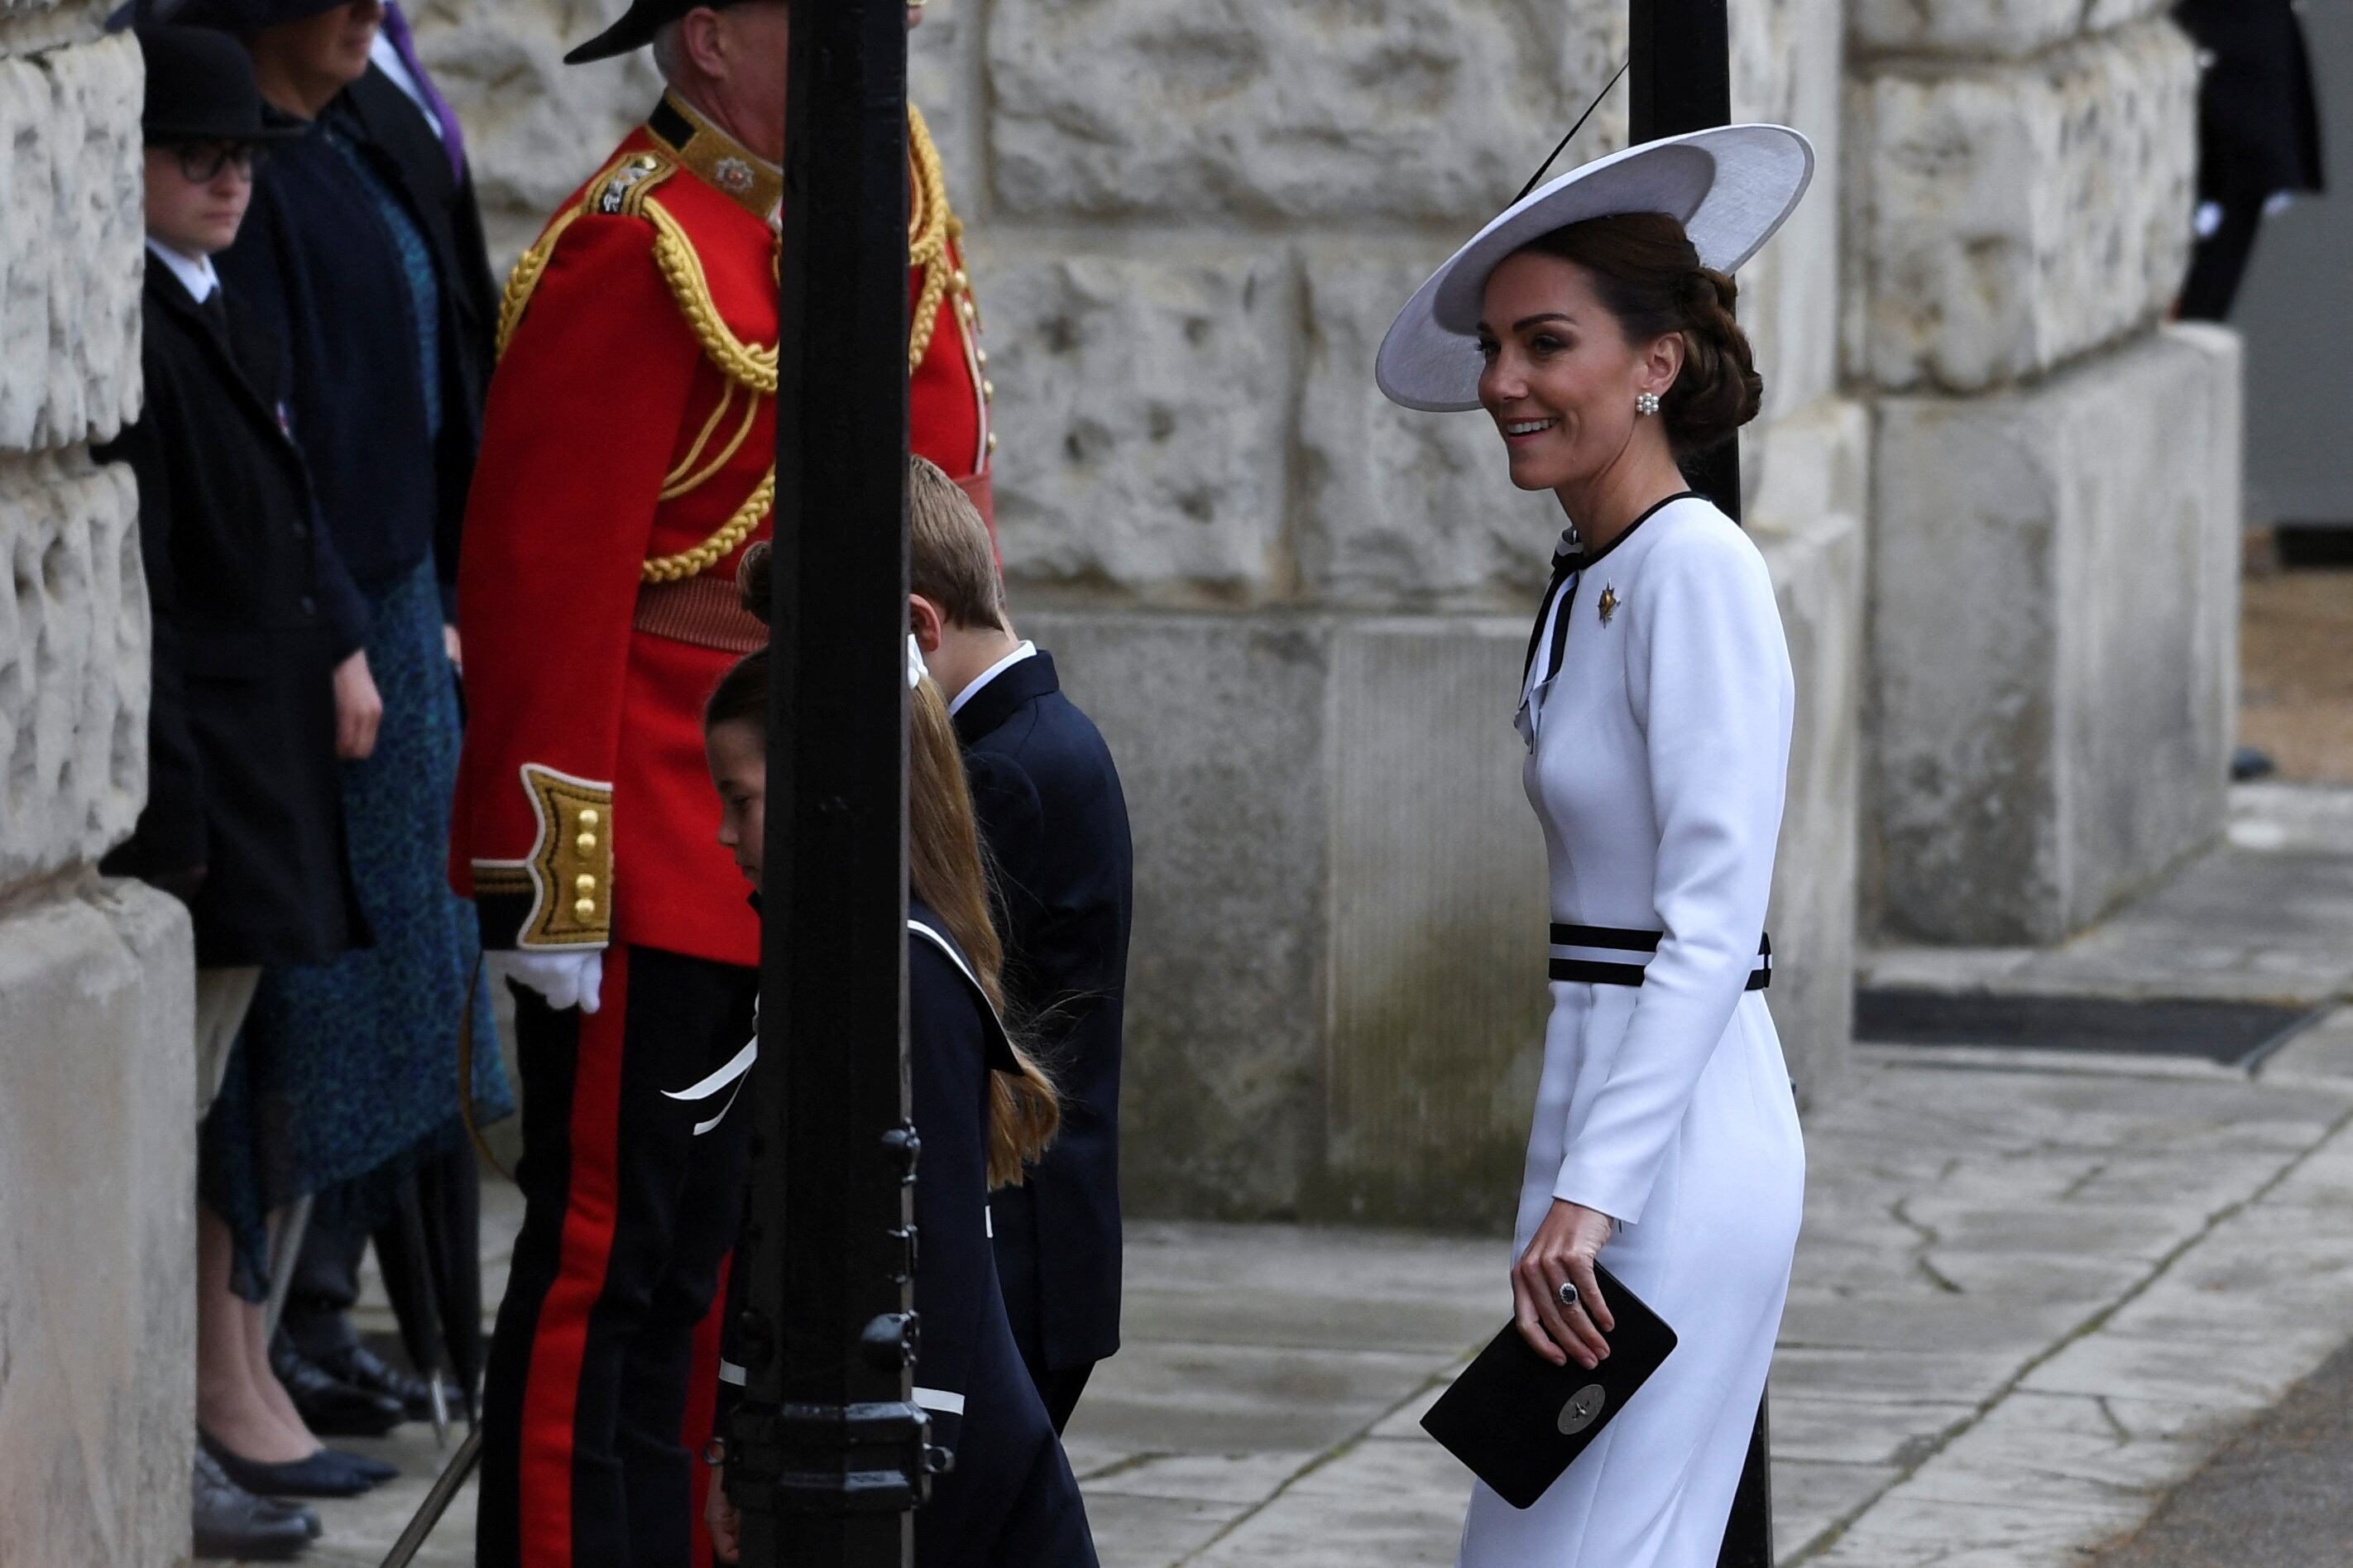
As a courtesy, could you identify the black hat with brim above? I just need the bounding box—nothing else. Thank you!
[134,22,313,141]
[108,0,355,33]
[565,0,745,66]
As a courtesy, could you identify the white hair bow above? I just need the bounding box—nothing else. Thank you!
[908,633,928,691]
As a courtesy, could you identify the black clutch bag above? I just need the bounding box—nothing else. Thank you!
[1420,1262,1678,1508]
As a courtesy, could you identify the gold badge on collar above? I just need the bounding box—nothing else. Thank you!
[1598,583,1619,627]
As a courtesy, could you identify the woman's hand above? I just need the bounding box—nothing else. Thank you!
[1512,1198,1618,1369]
[333,650,383,760]
[443,622,463,676]
[707,1470,741,1563]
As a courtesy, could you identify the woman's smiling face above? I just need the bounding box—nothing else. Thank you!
[1476,250,1669,494]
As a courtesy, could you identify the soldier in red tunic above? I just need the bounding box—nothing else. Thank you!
[449,2,992,1561]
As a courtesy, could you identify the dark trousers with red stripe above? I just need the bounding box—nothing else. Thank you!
[477,945,757,1568]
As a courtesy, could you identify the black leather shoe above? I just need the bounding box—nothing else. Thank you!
[314,1341,446,1424]
[271,1333,405,1438]
[199,1430,374,1498]
[192,1450,313,1560]
[330,1448,400,1483]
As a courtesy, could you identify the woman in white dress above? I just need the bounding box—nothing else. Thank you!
[1376,127,1817,1566]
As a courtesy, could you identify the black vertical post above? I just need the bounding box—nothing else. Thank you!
[728,2,923,1565]
[1631,4,1772,1565]
[1630,0,1742,525]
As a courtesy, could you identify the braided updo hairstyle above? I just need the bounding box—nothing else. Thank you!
[1516,212,1762,455]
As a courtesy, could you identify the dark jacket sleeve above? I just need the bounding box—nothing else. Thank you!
[95,415,208,885]
[314,503,372,660]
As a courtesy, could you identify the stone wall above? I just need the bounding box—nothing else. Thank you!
[419,0,1861,1231]
[0,4,195,1563]
[1845,4,2238,944]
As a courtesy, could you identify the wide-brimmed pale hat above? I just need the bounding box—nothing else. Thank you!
[1375,123,1814,413]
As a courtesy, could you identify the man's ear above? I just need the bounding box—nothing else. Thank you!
[908,592,946,656]
[678,6,729,78]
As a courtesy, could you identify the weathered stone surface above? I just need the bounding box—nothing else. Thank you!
[986,0,1625,223]
[1732,0,1844,418]
[1023,610,1332,1220]
[1750,398,1867,1106]
[0,880,194,1568]
[1294,251,1555,610]
[414,0,986,271]
[1320,616,1548,1230]
[992,248,1296,600]
[0,450,146,886]
[1850,0,2170,61]
[0,32,142,452]
[1844,20,2197,393]
[409,0,661,266]
[1865,327,2239,945]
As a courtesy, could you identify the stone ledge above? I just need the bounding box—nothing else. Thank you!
[1865,327,2239,946]
[1849,0,2172,64]
[0,448,146,886]
[0,30,142,453]
[1843,19,2196,394]
[0,878,193,1568]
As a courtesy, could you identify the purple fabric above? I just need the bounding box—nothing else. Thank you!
[379,2,466,183]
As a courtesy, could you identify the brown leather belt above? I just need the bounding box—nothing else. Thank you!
[634,573,765,655]
[634,467,994,654]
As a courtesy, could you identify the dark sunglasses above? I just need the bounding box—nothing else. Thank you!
[167,141,270,183]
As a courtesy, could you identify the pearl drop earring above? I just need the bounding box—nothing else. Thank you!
[1636,391,1661,417]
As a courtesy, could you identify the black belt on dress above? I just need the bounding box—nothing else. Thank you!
[1548,923,1772,991]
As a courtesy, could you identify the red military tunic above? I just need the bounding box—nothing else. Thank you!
[451,94,991,970]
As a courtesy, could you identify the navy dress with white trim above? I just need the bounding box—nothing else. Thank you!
[905,900,1099,1567]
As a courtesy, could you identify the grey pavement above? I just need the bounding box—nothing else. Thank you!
[285,786,2353,1566]
[2095,1333,2353,1568]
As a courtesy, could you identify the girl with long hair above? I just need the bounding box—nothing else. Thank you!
[699,541,1095,1566]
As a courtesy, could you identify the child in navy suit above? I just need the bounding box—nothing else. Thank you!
[906,458,1134,1434]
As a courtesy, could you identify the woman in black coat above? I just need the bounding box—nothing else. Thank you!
[697,552,1099,1568]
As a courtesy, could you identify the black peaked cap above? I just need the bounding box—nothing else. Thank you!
[565,0,750,66]
[135,22,309,141]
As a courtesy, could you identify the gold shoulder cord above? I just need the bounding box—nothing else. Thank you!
[498,113,969,586]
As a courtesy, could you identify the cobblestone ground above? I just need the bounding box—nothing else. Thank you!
[290,789,2353,1567]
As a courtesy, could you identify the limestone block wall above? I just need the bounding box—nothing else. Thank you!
[1845,5,2236,944]
[0,4,196,1564]
[423,0,1860,1230]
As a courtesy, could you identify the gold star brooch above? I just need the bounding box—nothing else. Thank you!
[1598,583,1618,627]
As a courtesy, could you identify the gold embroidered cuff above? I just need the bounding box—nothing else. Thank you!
[499,763,615,950]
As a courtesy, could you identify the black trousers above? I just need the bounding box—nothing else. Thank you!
[2178,194,2267,323]
[477,945,756,1568]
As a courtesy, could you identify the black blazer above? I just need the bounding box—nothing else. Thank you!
[217,113,442,616]
[2176,0,2325,204]
[95,263,367,969]
[957,652,1134,1372]
[334,66,501,589]
[906,904,1099,1567]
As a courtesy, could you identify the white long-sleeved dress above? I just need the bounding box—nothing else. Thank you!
[1459,494,1806,1567]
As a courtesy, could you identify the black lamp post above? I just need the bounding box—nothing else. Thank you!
[728,0,929,1562]
[1630,6,1776,1563]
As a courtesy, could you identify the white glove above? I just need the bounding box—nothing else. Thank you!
[487,949,605,1014]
